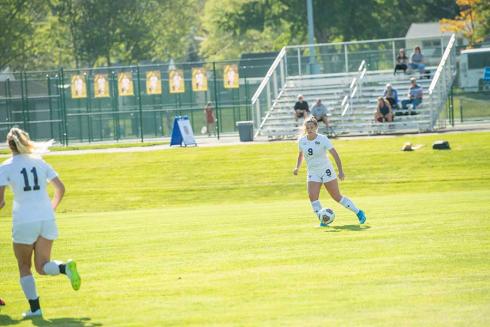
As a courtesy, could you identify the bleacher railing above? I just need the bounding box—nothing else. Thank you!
[341,60,367,117]
[251,48,287,130]
[428,34,457,129]
[252,34,455,129]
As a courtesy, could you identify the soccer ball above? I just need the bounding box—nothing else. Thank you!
[318,208,335,225]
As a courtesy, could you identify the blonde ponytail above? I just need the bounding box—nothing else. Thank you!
[6,127,53,155]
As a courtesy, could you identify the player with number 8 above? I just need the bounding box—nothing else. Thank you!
[293,117,367,226]
[0,128,81,318]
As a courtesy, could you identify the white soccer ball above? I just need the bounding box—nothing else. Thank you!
[318,208,335,225]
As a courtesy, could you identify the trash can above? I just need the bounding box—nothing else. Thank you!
[236,121,254,142]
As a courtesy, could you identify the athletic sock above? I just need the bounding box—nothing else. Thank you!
[43,261,65,276]
[20,275,39,307]
[339,196,360,214]
[28,298,40,312]
[311,200,322,216]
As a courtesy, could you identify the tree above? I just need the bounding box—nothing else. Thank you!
[0,0,48,70]
[441,0,481,47]
[199,0,460,61]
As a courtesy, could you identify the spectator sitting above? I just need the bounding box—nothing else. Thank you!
[401,77,423,115]
[383,83,399,109]
[310,99,329,127]
[394,48,408,75]
[409,46,426,75]
[374,97,393,123]
[293,94,309,122]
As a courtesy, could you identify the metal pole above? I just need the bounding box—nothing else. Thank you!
[59,68,69,145]
[20,72,27,130]
[136,66,144,142]
[47,75,54,139]
[212,62,220,139]
[460,97,463,123]
[297,48,302,76]
[86,73,93,142]
[344,44,349,73]
[306,0,319,74]
[111,71,119,141]
[5,78,12,129]
[392,41,396,68]
[449,84,454,126]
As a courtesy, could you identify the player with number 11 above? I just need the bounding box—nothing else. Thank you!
[0,128,81,318]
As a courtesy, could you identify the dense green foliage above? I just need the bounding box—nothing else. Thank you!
[0,132,489,325]
[3,0,484,69]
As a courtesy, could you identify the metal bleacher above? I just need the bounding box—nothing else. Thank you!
[251,34,457,139]
[260,71,437,138]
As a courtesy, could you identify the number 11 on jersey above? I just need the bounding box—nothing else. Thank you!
[20,167,40,191]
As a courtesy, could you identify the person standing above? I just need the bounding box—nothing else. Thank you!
[204,102,216,137]
[0,128,81,318]
[293,117,367,226]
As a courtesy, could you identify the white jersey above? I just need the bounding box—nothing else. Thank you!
[298,134,334,173]
[0,154,58,226]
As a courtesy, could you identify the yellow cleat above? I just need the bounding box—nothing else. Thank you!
[66,260,81,291]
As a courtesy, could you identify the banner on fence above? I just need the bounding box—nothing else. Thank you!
[169,69,185,93]
[118,72,134,96]
[146,71,162,95]
[192,68,208,92]
[94,74,110,98]
[71,75,87,99]
[224,64,239,89]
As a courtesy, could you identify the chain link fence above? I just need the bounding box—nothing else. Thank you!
[0,58,272,145]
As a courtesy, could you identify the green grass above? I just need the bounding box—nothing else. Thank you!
[0,131,489,326]
[0,141,167,155]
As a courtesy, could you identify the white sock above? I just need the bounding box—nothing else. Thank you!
[339,196,360,214]
[311,200,322,215]
[43,261,62,276]
[20,275,38,300]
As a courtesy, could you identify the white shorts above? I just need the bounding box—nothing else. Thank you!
[12,220,58,245]
[307,167,337,183]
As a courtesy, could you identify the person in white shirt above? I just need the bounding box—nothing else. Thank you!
[293,117,367,226]
[0,128,81,318]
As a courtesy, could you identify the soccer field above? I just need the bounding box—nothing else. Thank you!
[1,132,489,326]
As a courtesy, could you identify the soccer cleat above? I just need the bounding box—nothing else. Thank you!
[22,309,42,318]
[357,210,367,224]
[66,260,81,291]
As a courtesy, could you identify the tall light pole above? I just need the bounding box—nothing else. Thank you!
[306,0,320,74]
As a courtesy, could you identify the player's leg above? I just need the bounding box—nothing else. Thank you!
[324,179,366,224]
[0,297,5,306]
[35,223,81,291]
[307,180,323,219]
[13,242,42,318]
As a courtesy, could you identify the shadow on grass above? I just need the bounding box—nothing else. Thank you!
[0,314,102,326]
[323,224,371,232]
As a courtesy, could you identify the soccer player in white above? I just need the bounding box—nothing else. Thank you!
[293,118,367,226]
[0,128,81,318]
